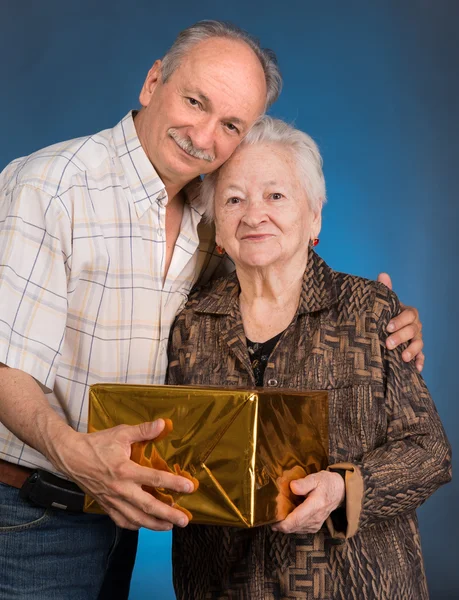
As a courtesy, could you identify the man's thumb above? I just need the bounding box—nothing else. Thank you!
[127,419,168,444]
[377,272,392,290]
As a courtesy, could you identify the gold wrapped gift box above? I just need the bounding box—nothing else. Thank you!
[85,384,328,527]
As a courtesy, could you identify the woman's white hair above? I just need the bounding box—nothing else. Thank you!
[161,20,282,111]
[199,116,326,222]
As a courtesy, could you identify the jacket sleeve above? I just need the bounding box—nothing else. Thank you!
[327,286,452,539]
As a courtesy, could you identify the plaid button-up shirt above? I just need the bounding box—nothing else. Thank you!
[0,111,226,473]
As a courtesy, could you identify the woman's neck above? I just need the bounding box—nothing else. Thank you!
[236,257,307,343]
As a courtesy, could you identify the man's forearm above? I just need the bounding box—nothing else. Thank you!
[0,365,77,472]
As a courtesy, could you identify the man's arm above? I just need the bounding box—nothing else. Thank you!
[0,365,193,531]
[377,272,424,372]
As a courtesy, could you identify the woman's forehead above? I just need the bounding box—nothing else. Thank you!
[218,142,297,182]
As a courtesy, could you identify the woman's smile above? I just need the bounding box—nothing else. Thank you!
[240,233,275,242]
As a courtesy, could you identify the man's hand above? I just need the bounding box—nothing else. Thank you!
[0,366,193,532]
[271,471,345,534]
[55,418,194,531]
[377,272,424,372]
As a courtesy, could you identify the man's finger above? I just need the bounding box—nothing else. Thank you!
[377,272,392,290]
[102,485,190,529]
[402,338,424,363]
[386,324,418,350]
[107,498,178,531]
[386,306,419,335]
[133,463,194,494]
[138,492,190,527]
[415,351,425,373]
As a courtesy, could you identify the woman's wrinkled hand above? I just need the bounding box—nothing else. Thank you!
[271,470,345,534]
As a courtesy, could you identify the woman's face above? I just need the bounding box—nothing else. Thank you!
[214,142,321,270]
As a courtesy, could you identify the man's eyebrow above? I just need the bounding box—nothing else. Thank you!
[183,88,248,129]
[184,88,210,104]
[226,116,246,127]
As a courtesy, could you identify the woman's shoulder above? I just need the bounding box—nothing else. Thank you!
[332,270,401,329]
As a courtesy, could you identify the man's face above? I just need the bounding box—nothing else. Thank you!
[135,37,267,188]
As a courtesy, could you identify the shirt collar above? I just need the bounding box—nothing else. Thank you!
[112,111,205,220]
[194,249,339,316]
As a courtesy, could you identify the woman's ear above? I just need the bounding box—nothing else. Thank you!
[215,226,222,249]
[310,209,322,241]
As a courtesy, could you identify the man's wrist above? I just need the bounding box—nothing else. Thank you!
[39,417,79,474]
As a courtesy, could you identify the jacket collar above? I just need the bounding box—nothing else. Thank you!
[195,249,339,316]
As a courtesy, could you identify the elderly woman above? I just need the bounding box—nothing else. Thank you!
[166,117,451,600]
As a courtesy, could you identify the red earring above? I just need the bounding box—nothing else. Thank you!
[310,238,319,247]
[216,245,225,255]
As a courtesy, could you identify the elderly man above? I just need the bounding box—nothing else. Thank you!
[0,20,423,600]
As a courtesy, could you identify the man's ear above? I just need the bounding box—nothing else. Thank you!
[139,60,163,108]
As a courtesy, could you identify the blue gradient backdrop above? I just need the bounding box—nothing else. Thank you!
[1,1,457,598]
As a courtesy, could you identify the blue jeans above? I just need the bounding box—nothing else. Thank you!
[0,481,122,599]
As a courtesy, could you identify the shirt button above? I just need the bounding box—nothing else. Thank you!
[267,378,278,387]
[157,228,163,237]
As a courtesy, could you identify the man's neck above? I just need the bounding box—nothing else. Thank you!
[163,180,187,205]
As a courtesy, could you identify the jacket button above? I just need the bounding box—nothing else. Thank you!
[267,378,278,387]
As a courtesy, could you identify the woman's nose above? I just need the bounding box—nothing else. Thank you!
[241,200,268,226]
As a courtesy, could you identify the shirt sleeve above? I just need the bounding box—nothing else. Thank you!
[327,286,452,539]
[0,183,71,391]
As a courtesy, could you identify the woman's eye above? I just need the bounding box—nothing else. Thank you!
[270,193,283,200]
[227,197,241,205]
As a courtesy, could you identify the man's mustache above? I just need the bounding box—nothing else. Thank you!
[168,128,215,163]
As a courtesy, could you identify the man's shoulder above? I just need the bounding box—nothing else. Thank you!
[0,125,115,198]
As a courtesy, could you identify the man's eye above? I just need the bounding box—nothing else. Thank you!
[225,123,240,134]
[187,97,202,109]
[270,193,284,200]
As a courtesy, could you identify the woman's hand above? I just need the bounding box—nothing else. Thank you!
[271,471,345,534]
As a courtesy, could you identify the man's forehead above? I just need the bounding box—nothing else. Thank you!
[171,38,266,96]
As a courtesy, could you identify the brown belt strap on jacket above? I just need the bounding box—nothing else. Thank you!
[0,458,33,489]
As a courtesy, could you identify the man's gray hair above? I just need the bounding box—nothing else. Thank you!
[161,20,282,110]
[199,116,327,222]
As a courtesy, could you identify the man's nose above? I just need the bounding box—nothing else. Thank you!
[188,117,217,151]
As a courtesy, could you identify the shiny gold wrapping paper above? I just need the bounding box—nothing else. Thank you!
[85,384,328,527]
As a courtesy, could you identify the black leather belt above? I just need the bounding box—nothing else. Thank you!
[0,458,85,512]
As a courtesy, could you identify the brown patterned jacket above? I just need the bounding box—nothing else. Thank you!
[167,250,451,600]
